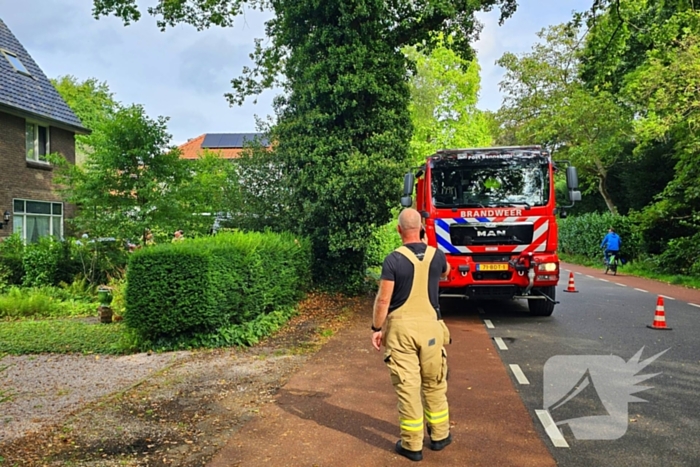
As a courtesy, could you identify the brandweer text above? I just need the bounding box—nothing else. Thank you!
[460,209,523,217]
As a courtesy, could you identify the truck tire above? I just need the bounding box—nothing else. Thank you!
[529,286,556,316]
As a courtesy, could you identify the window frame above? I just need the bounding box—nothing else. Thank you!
[1,49,31,76]
[25,120,50,163]
[12,198,64,243]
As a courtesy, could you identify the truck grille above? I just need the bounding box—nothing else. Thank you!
[450,223,534,246]
[466,285,518,299]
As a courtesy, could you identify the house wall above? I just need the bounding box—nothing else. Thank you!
[0,111,76,238]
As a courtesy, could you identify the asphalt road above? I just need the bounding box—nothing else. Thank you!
[440,265,700,467]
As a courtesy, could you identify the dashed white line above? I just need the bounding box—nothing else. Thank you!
[494,337,508,350]
[689,303,700,309]
[615,283,627,287]
[509,364,530,385]
[535,410,569,448]
[586,275,595,279]
[599,279,610,282]
[661,295,676,301]
[484,319,495,329]
[634,288,648,293]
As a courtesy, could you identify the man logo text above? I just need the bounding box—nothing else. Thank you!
[477,230,506,237]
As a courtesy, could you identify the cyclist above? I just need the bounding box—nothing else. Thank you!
[600,227,622,267]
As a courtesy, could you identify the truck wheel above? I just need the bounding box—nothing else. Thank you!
[529,286,556,316]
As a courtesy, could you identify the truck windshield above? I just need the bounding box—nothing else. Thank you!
[430,155,550,208]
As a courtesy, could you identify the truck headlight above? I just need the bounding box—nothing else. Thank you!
[537,262,558,272]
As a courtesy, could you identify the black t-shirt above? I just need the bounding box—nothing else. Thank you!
[380,243,447,313]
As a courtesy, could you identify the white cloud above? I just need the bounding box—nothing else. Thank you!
[473,0,592,111]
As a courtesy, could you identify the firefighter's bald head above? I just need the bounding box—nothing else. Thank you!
[398,208,422,234]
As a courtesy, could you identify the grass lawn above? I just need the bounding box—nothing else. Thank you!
[0,318,134,355]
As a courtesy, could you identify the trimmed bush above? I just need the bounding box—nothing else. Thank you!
[0,234,25,285]
[125,231,312,340]
[558,212,642,261]
[22,236,62,287]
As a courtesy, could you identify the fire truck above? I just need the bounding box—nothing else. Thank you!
[400,146,581,316]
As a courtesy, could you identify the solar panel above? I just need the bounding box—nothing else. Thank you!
[201,133,268,148]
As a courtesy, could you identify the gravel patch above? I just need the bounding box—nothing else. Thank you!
[0,293,365,466]
[0,352,190,443]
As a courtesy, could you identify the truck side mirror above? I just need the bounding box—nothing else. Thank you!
[566,166,579,190]
[400,172,415,207]
[569,190,581,202]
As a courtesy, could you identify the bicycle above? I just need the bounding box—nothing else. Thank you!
[605,252,619,275]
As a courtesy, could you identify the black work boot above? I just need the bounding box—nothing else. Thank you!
[429,433,452,451]
[395,440,423,461]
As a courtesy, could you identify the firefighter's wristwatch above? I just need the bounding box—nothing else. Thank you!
[371,324,382,332]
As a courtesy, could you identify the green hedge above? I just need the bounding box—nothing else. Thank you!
[125,231,312,340]
[558,212,642,261]
[0,234,25,285]
[366,216,401,269]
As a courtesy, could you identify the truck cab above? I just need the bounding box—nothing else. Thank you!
[402,146,580,316]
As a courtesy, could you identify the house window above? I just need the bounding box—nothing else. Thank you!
[26,122,49,162]
[2,50,30,75]
[12,199,63,243]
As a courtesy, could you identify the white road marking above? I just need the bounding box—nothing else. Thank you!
[615,283,627,287]
[661,295,675,301]
[689,303,700,309]
[535,410,569,448]
[586,275,595,279]
[634,288,648,293]
[509,364,530,385]
[484,319,495,329]
[494,337,508,350]
[599,279,610,282]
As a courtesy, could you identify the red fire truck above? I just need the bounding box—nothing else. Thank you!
[400,146,581,316]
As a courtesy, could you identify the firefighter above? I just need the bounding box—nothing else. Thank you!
[371,208,452,462]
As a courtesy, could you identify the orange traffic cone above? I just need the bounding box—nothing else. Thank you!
[647,296,672,330]
[563,272,578,293]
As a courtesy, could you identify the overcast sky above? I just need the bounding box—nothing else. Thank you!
[0,0,591,146]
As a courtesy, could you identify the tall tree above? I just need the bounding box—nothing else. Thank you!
[625,29,700,238]
[576,2,700,248]
[576,0,700,92]
[405,36,492,165]
[52,75,118,164]
[496,25,631,214]
[50,105,191,244]
[91,0,519,291]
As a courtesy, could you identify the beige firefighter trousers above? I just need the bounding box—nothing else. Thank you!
[382,246,450,452]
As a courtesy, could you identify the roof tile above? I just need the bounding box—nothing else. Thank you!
[0,18,87,131]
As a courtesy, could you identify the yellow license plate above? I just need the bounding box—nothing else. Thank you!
[476,263,509,271]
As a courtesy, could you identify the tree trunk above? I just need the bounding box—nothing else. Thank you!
[598,175,618,215]
[594,157,618,215]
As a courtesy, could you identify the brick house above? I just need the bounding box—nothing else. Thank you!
[0,18,88,242]
[178,133,269,160]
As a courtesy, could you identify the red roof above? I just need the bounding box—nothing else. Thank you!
[178,133,270,160]
[178,134,246,160]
